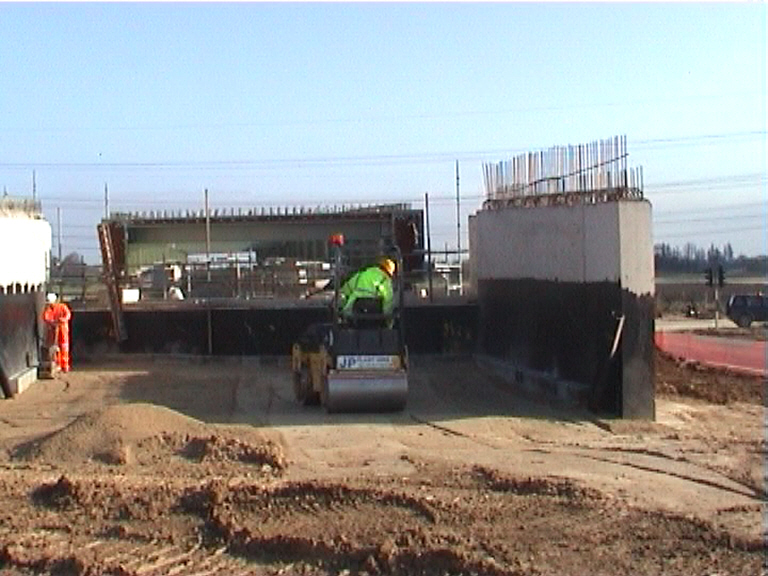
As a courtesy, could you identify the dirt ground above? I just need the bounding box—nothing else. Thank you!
[0,349,764,575]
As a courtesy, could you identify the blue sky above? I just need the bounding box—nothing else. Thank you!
[0,2,765,262]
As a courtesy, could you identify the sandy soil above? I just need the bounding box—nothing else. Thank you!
[0,351,763,575]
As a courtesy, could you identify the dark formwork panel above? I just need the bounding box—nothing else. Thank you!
[620,290,656,419]
[477,278,654,418]
[0,292,43,396]
[404,304,478,354]
[71,303,479,358]
[210,308,331,355]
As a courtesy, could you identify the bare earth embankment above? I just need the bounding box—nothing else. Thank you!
[0,351,763,575]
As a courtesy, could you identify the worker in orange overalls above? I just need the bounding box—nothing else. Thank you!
[43,293,72,372]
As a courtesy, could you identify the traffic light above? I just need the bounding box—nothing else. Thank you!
[704,267,713,287]
[717,265,725,288]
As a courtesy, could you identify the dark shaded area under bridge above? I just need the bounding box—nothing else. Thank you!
[68,296,639,417]
[71,300,478,358]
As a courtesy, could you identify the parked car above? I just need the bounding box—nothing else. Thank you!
[725,294,768,327]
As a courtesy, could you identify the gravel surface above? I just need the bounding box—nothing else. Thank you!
[0,351,763,575]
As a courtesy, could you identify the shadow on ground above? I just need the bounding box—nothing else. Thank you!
[105,354,594,429]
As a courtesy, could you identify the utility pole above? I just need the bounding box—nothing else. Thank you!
[425,192,433,302]
[204,188,211,283]
[715,264,725,330]
[104,183,109,219]
[455,159,462,295]
[714,285,719,330]
[705,265,723,329]
[56,207,62,264]
[56,207,63,296]
[204,188,213,356]
[32,170,36,201]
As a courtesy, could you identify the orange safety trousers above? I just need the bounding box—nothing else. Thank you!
[43,303,72,372]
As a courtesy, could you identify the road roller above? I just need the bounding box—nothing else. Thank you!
[291,238,408,413]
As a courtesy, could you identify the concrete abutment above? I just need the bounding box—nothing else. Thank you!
[469,199,655,419]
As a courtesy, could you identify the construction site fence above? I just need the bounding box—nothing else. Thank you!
[56,260,462,309]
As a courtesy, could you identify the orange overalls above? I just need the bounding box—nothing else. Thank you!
[43,302,72,372]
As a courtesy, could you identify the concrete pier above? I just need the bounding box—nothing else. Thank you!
[469,198,655,419]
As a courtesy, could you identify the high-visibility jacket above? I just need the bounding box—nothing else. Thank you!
[43,302,72,372]
[338,266,393,318]
[43,302,71,325]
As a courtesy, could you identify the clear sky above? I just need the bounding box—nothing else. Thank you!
[1,2,765,263]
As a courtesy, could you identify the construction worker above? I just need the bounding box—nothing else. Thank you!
[168,286,185,300]
[43,293,72,372]
[338,257,396,321]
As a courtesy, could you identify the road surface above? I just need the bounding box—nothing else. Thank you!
[655,319,766,377]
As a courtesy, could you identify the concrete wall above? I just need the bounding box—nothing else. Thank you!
[471,202,632,284]
[618,202,654,295]
[0,292,43,398]
[469,199,654,419]
[0,216,51,290]
[617,202,655,417]
[0,211,49,397]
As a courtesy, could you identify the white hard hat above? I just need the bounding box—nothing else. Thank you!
[46,293,57,304]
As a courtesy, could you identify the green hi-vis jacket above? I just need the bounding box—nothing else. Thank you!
[338,266,393,318]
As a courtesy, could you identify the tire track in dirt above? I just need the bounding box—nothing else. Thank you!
[180,479,529,576]
[568,441,767,500]
[1,462,763,576]
[573,451,763,500]
[407,413,504,448]
[0,529,257,576]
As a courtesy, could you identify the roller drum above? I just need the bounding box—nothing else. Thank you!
[324,370,407,413]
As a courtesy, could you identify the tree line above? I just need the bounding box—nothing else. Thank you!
[654,242,767,275]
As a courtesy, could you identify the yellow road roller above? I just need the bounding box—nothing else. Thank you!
[291,239,408,412]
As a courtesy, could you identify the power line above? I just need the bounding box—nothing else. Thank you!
[653,200,766,217]
[55,223,103,230]
[654,213,765,225]
[644,176,767,196]
[59,234,101,240]
[1,91,758,134]
[645,173,765,190]
[33,171,764,208]
[656,224,766,239]
[1,130,764,171]
[632,130,765,149]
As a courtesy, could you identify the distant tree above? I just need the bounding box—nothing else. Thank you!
[707,243,722,264]
[724,242,734,263]
[683,242,697,262]
[654,241,760,275]
[738,255,768,275]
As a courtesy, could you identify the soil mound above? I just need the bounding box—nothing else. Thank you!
[15,403,286,472]
[31,474,183,522]
[176,434,286,469]
[655,349,764,405]
[171,470,761,576]
[17,403,207,464]
[31,475,83,510]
